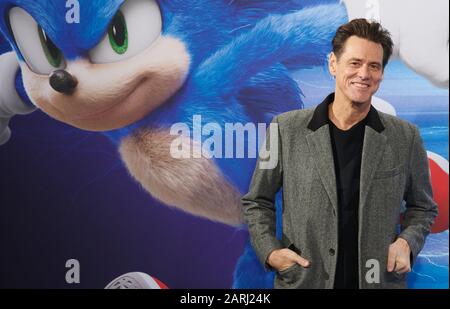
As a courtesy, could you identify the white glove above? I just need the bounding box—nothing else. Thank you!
[342,0,449,88]
[0,52,36,145]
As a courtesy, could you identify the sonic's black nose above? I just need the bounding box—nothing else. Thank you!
[49,70,78,95]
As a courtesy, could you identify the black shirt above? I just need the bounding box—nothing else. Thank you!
[307,93,385,289]
[329,117,367,289]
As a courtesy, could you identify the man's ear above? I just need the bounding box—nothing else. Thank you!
[328,52,337,77]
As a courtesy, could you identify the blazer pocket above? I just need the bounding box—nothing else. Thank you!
[374,165,403,179]
[276,263,305,288]
[278,262,301,276]
[281,233,302,256]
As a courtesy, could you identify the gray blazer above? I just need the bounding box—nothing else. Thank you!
[241,95,438,289]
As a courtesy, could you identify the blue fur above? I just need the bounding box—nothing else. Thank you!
[233,190,284,289]
[0,0,347,288]
[0,31,10,53]
[14,70,32,106]
[0,0,124,59]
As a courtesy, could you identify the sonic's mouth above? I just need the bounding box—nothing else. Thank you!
[69,77,147,121]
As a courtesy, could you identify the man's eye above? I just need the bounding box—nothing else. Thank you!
[370,64,381,70]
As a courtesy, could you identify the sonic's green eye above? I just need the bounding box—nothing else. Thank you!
[89,0,162,64]
[37,25,62,68]
[108,11,128,54]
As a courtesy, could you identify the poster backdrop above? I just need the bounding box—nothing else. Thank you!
[0,0,448,288]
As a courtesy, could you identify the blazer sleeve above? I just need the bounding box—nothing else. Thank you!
[241,115,284,272]
[399,125,438,265]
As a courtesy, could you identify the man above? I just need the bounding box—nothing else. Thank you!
[241,19,438,289]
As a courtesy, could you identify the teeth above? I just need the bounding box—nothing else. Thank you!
[352,82,369,88]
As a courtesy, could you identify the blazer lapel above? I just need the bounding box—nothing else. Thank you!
[306,125,338,213]
[359,126,387,208]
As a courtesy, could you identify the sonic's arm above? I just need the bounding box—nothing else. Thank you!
[193,3,347,98]
[0,52,36,145]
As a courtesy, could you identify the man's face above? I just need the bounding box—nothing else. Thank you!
[329,36,384,105]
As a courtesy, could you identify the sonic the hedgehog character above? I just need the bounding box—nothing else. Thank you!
[0,0,447,288]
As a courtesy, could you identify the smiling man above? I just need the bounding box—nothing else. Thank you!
[242,19,438,289]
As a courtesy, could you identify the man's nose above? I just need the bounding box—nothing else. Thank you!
[357,65,372,80]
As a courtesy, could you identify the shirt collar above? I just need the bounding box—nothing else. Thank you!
[307,93,385,133]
